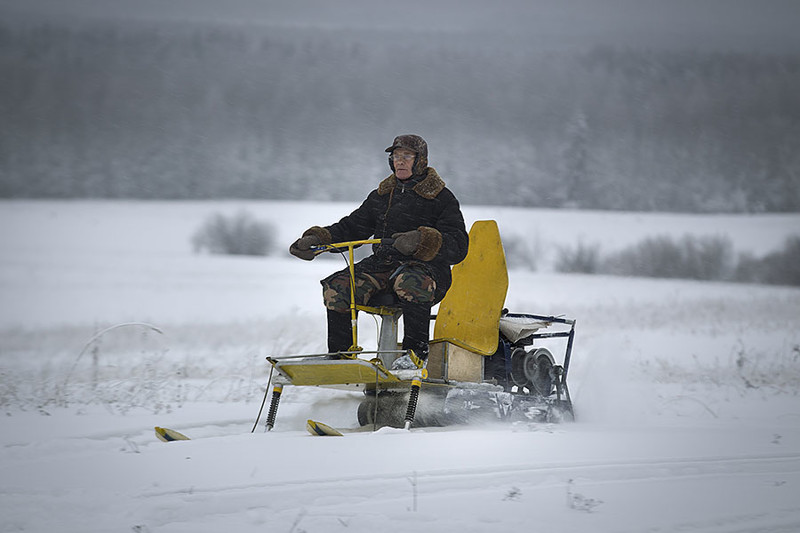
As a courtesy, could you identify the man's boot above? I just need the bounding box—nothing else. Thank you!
[392,303,431,369]
[326,309,353,355]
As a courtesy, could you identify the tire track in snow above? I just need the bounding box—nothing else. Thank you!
[128,454,800,533]
[140,451,800,497]
[133,452,800,519]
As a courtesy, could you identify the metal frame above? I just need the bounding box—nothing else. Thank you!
[503,313,576,381]
[263,238,579,430]
[498,312,576,417]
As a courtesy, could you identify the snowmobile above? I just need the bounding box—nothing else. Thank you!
[264,220,576,432]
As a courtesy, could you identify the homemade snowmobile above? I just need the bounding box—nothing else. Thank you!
[264,220,576,431]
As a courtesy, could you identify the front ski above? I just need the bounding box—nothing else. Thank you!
[306,419,343,436]
[155,426,190,442]
[156,421,344,440]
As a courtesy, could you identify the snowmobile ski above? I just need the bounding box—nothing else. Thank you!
[306,419,343,436]
[155,426,190,442]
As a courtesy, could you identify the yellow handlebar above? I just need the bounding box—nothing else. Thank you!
[309,237,395,352]
[311,238,395,255]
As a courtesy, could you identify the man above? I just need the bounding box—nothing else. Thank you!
[289,134,469,369]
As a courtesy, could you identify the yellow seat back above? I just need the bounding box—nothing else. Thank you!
[432,220,508,355]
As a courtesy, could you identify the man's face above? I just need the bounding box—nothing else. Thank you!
[391,148,415,180]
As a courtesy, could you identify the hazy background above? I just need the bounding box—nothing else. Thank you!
[2,0,799,211]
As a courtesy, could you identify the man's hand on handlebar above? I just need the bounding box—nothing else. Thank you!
[289,235,320,261]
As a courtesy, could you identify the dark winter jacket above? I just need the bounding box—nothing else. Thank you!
[303,168,469,302]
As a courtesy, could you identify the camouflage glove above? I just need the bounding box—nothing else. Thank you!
[391,230,421,256]
[289,235,320,261]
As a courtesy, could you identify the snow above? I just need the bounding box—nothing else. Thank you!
[1,200,800,532]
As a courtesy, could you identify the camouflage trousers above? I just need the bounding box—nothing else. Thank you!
[321,262,436,312]
[321,262,436,355]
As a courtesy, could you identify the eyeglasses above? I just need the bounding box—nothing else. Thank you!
[391,153,415,162]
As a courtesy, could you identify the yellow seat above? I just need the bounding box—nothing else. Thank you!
[428,220,509,381]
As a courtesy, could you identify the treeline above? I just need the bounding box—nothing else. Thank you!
[1,20,799,211]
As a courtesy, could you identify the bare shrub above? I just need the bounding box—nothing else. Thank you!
[760,236,800,286]
[734,252,762,284]
[603,235,735,281]
[735,236,800,286]
[554,241,601,274]
[192,210,276,256]
[502,233,540,271]
[546,233,797,286]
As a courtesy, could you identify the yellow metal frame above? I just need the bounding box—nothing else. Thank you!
[262,222,511,432]
[270,221,508,389]
[314,238,389,352]
[272,357,400,386]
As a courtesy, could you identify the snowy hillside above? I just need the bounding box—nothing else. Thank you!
[1,200,799,532]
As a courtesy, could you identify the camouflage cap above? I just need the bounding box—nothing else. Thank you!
[385,134,427,157]
[385,134,429,176]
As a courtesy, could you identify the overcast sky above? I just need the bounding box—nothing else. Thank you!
[2,0,799,53]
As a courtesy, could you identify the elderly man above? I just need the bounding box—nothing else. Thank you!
[290,134,468,369]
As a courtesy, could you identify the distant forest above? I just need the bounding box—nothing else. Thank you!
[1,19,799,212]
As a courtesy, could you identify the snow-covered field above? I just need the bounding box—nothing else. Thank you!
[1,200,800,532]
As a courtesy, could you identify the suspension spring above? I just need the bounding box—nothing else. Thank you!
[265,384,284,432]
[404,378,422,430]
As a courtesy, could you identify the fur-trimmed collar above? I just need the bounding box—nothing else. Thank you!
[377,168,445,199]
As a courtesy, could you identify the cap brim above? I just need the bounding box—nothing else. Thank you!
[386,144,417,153]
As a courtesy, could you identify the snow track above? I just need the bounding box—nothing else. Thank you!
[132,444,800,533]
[4,411,800,532]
